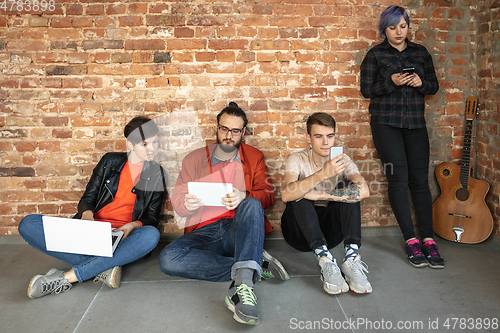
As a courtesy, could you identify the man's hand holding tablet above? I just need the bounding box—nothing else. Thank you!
[186,182,234,211]
[221,188,246,211]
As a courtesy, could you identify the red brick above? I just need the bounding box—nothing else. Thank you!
[0,79,19,88]
[171,52,193,62]
[309,16,346,27]
[8,41,49,52]
[119,16,143,27]
[63,78,83,89]
[147,77,171,88]
[251,40,289,50]
[51,18,72,28]
[91,53,111,63]
[86,4,105,15]
[195,52,216,62]
[208,40,249,50]
[95,17,115,28]
[133,53,153,63]
[150,4,170,14]
[15,142,37,152]
[129,3,148,14]
[48,29,80,40]
[146,15,186,27]
[67,4,84,15]
[168,39,206,50]
[106,4,126,15]
[175,28,195,38]
[291,88,327,98]
[125,40,165,50]
[216,51,235,62]
[130,64,164,75]
[41,78,62,88]
[72,18,93,28]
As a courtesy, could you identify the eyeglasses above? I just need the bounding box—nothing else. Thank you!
[218,125,244,135]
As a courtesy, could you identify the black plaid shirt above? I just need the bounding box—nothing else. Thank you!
[360,39,439,129]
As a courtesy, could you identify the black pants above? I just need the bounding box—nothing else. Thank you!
[281,198,362,252]
[370,122,434,241]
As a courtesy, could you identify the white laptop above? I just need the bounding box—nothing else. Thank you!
[188,182,233,207]
[42,216,124,257]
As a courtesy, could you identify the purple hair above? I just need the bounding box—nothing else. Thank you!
[378,5,410,39]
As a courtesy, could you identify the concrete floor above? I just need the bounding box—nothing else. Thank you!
[1,227,500,333]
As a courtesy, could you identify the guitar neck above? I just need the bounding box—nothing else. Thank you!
[459,119,473,188]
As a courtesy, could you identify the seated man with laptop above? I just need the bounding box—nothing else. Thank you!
[280,112,372,295]
[18,116,166,299]
[159,102,288,326]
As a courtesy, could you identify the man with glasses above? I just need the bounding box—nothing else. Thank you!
[159,102,288,325]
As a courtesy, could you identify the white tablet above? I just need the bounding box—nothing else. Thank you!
[187,182,233,207]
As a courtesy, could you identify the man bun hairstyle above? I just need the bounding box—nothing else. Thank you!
[124,116,159,146]
[306,112,336,135]
[216,101,248,128]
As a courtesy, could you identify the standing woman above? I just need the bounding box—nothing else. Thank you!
[360,5,444,268]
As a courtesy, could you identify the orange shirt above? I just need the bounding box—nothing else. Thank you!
[95,162,144,228]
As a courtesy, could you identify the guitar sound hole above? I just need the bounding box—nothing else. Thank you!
[442,169,450,176]
[456,187,470,201]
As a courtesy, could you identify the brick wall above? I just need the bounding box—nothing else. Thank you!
[0,0,498,237]
[477,0,500,237]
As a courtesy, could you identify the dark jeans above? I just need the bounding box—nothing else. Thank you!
[281,198,362,252]
[370,122,434,241]
[158,198,264,283]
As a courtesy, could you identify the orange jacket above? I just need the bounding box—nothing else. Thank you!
[171,143,274,234]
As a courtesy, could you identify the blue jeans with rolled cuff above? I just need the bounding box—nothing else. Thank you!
[159,197,265,283]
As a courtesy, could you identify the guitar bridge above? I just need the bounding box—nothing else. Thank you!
[453,226,465,243]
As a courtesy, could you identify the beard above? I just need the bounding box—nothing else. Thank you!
[216,136,241,153]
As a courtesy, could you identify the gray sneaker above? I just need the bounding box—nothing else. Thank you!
[261,249,290,281]
[93,266,121,289]
[225,281,260,325]
[27,268,72,299]
[319,257,348,294]
[341,255,372,294]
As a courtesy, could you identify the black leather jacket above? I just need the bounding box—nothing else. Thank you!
[74,152,166,227]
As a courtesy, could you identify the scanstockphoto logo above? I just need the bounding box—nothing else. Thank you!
[289,317,425,331]
[289,317,499,331]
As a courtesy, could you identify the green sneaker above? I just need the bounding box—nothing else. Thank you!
[93,266,121,289]
[261,249,290,280]
[225,281,260,325]
[27,268,72,299]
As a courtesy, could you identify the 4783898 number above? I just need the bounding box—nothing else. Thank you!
[0,0,56,12]
[443,318,498,330]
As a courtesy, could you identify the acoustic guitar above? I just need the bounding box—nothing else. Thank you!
[433,96,493,244]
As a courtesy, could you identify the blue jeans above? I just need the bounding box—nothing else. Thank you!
[159,198,265,282]
[18,214,160,282]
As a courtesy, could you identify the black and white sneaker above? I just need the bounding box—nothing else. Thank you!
[225,281,260,325]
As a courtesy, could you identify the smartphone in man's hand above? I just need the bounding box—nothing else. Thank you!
[330,146,343,160]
